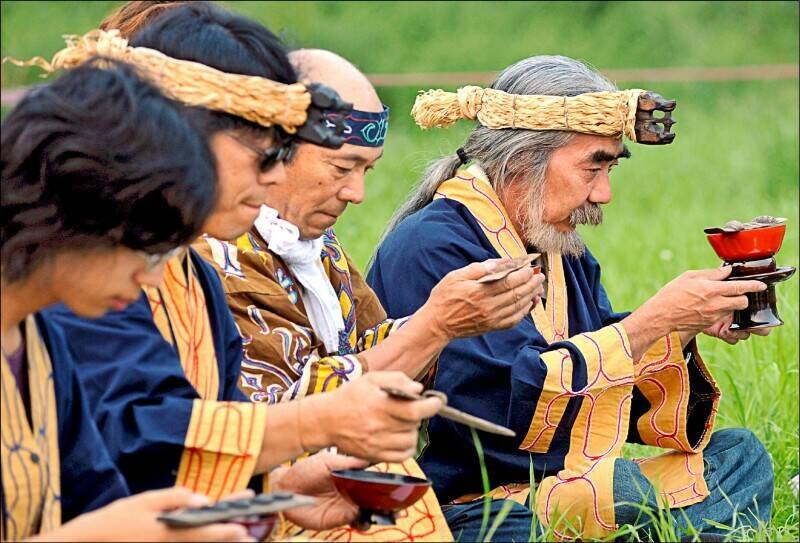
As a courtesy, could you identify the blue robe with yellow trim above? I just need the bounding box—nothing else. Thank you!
[41,249,264,498]
[1,314,129,540]
[368,196,626,500]
[367,166,720,538]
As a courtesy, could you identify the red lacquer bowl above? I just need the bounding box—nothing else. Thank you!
[331,470,430,514]
[706,224,786,262]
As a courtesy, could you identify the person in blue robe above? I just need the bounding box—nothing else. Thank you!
[368,55,774,541]
[2,314,131,528]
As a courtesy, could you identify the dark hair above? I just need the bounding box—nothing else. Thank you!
[1,59,217,283]
[130,2,297,138]
[99,1,189,40]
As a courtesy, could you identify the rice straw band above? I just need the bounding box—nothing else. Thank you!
[3,29,311,133]
[411,85,645,142]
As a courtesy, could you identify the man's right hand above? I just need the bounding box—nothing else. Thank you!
[271,451,368,530]
[307,372,444,464]
[622,267,767,360]
[423,259,545,340]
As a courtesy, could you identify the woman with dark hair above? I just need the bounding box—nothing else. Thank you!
[40,2,444,528]
[0,60,253,541]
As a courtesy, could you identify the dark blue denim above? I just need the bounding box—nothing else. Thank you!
[614,428,774,538]
[444,498,536,542]
[441,428,773,542]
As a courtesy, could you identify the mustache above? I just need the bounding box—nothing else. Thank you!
[569,203,603,226]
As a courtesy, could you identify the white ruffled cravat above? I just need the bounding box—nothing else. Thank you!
[254,205,344,353]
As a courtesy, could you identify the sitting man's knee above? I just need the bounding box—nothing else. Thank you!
[712,428,771,467]
[444,499,533,542]
[711,428,774,506]
[712,427,758,446]
[613,458,658,528]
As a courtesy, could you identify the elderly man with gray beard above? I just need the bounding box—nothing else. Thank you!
[367,55,774,541]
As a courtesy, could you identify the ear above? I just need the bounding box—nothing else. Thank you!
[498,175,528,203]
[495,179,528,231]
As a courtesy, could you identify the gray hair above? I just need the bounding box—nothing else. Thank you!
[377,55,617,250]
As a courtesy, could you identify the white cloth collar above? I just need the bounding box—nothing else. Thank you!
[254,205,344,353]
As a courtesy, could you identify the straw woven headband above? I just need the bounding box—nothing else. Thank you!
[4,29,313,133]
[412,85,659,143]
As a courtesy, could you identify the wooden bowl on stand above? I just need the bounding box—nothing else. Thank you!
[331,470,431,530]
[705,223,795,331]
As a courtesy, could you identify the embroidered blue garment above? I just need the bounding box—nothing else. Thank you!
[366,198,629,504]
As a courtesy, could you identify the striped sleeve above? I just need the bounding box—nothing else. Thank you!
[357,316,411,351]
[280,354,365,402]
[177,400,268,499]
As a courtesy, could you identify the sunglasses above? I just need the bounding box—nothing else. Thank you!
[232,134,295,173]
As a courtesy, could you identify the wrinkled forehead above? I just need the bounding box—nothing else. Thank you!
[562,133,628,162]
[325,142,384,164]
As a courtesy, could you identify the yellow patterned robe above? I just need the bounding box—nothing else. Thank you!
[1,315,129,540]
[194,228,453,542]
[1,317,62,541]
[142,253,268,499]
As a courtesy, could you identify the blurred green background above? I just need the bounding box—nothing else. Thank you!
[2,1,798,540]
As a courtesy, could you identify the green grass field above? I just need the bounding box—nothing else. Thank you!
[2,1,798,540]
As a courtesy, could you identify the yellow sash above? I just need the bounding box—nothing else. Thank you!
[145,253,267,500]
[434,164,569,342]
[144,253,219,399]
[1,316,62,540]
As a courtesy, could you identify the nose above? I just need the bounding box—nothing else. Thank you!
[134,265,166,288]
[339,174,365,205]
[589,172,612,204]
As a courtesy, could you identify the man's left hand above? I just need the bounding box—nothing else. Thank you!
[703,314,772,345]
[271,451,368,530]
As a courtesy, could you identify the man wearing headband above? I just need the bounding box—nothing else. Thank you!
[193,48,544,542]
[30,5,446,529]
[368,56,773,540]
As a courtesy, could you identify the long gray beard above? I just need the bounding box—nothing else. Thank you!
[522,203,603,257]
